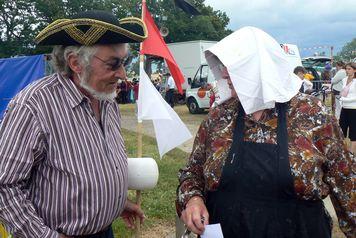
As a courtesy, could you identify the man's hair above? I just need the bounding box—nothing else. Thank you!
[293,66,307,75]
[51,45,98,77]
[51,43,128,77]
[346,62,356,77]
[336,61,345,68]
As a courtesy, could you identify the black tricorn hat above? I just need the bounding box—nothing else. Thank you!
[35,10,147,45]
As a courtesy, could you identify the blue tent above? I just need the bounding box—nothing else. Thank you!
[0,54,45,118]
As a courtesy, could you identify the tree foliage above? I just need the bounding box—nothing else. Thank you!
[144,0,232,43]
[0,0,39,57]
[337,38,356,62]
[0,0,232,58]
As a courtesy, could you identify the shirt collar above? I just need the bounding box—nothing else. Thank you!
[57,73,89,108]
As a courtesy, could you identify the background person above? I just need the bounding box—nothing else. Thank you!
[321,63,332,83]
[294,66,313,93]
[0,10,147,237]
[165,72,176,107]
[133,78,139,103]
[339,62,356,154]
[331,61,347,118]
[120,79,128,104]
[176,27,355,238]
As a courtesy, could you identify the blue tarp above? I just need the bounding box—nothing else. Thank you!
[0,54,45,118]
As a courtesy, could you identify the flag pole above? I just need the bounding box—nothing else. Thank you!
[134,1,145,237]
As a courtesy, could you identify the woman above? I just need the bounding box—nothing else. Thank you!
[331,61,347,118]
[321,63,332,83]
[340,62,356,154]
[176,27,355,238]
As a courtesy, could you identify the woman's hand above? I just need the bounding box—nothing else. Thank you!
[120,199,145,229]
[181,196,209,235]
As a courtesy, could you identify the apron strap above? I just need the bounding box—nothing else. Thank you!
[276,102,296,198]
[227,103,245,160]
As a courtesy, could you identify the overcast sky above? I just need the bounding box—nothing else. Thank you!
[204,0,356,57]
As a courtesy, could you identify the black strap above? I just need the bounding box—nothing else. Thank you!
[276,103,296,198]
[276,103,288,160]
[227,103,245,160]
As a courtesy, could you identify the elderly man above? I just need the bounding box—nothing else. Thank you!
[0,10,147,237]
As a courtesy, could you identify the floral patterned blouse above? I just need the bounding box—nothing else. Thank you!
[176,93,355,237]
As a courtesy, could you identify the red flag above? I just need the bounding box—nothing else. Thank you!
[140,1,185,94]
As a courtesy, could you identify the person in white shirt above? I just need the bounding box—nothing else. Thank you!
[294,66,313,93]
[339,62,356,154]
[165,72,176,107]
[331,61,347,118]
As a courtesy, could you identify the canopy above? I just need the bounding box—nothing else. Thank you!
[0,55,45,118]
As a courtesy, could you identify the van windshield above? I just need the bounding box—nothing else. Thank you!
[191,65,209,88]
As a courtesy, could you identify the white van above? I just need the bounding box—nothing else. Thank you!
[185,64,215,113]
[167,41,217,113]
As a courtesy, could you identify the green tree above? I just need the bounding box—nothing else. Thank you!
[144,0,232,43]
[337,38,356,62]
[0,0,232,58]
[0,0,39,57]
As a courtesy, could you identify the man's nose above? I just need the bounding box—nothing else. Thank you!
[114,65,126,79]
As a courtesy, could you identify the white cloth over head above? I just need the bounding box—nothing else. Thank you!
[205,26,302,114]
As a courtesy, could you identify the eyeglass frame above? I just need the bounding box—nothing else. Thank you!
[93,55,129,71]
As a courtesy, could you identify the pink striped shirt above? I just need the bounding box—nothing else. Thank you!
[0,73,128,237]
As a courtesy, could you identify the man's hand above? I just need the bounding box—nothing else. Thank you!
[181,196,209,235]
[120,199,145,229]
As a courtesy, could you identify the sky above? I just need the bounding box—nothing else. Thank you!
[204,0,356,57]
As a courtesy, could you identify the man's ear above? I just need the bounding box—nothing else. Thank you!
[67,53,82,74]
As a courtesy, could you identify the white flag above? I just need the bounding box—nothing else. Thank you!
[138,63,192,158]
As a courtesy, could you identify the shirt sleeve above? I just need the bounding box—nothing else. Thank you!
[340,96,356,104]
[176,119,208,217]
[331,71,345,85]
[303,79,313,91]
[171,77,176,88]
[0,102,59,238]
[314,111,356,237]
[167,76,175,89]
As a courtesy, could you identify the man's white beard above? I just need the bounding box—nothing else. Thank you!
[78,73,117,101]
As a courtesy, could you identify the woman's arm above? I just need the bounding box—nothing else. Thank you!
[331,71,346,85]
[176,120,209,217]
[176,119,210,235]
[314,113,355,237]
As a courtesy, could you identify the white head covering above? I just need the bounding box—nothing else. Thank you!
[205,26,302,114]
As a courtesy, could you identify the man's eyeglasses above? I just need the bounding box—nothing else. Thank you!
[93,55,129,71]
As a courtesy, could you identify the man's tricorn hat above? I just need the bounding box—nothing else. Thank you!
[35,10,147,45]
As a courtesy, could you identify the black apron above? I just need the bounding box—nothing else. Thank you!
[206,103,331,238]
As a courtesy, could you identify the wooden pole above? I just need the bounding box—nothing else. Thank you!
[134,1,145,237]
[135,121,143,238]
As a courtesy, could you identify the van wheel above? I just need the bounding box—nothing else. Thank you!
[188,98,202,114]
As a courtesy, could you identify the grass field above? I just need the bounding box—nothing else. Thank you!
[112,128,189,237]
